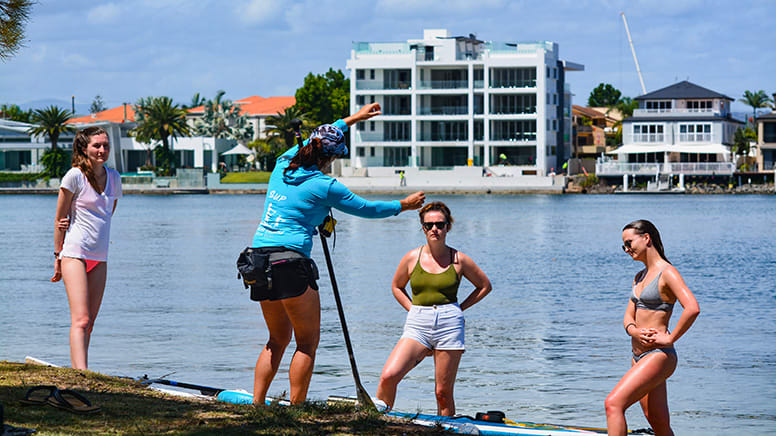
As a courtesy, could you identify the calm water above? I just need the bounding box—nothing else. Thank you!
[1,194,775,434]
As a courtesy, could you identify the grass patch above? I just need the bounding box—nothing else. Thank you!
[220,172,271,184]
[0,362,451,435]
[0,172,45,183]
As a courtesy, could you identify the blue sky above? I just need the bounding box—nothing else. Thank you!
[1,0,774,115]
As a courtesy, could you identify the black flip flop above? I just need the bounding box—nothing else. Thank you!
[46,389,101,414]
[18,385,57,406]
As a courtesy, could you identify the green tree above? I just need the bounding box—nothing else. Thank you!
[27,106,75,177]
[264,106,310,149]
[193,90,254,144]
[588,83,622,107]
[0,103,32,122]
[133,96,191,175]
[731,127,757,170]
[294,68,350,125]
[89,94,106,114]
[739,90,771,125]
[248,136,285,171]
[604,96,638,148]
[0,0,34,60]
[182,92,206,109]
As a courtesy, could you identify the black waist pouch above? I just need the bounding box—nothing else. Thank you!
[236,247,271,290]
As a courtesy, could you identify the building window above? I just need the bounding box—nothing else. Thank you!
[370,147,375,156]
[546,67,550,78]
[686,100,713,112]
[489,67,536,88]
[357,121,364,131]
[370,69,375,80]
[546,119,550,131]
[632,124,664,142]
[356,70,365,80]
[764,122,776,143]
[370,121,375,131]
[553,68,557,79]
[679,123,712,142]
[425,46,434,61]
[553,94,557,105]
[357,147,365,157]
[370,95,375,103]
[645,101,672,112]
[356,95,364,105]
[552,119,557,131]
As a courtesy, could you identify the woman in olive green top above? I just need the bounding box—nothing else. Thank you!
[376,202,492,416]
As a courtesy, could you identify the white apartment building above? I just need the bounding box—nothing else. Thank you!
[346,29,583,176]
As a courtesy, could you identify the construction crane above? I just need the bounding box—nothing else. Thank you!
[621,12,646,94]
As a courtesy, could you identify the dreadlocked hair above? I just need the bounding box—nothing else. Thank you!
[71,126,109,194]
[623,219,671,264]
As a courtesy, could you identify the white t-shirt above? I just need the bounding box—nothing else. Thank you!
[60,167,122,261]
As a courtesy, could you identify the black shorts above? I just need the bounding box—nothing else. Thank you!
[249,248,319,302]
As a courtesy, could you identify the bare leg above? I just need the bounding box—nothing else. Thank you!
[639,381,674,436]
[281,287,320,404]
[376,338,431,409]
[62,258,106,370]
[433,350,463,416]
[253,299,293,405]
[605,352,677,436]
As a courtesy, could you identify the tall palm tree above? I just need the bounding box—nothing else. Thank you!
[133,96,191,173]
[193,91,254,143]
[739,90,771,125]
[27,105,75,177]
[27,105,75,150]
[265,106,310,148]
[0,0,34,60]
[182,92,207,109]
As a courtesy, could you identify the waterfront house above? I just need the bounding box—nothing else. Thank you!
[572,105,621,158]
[0,118,74,172]
[596,81,742,188]
[185,95,296,142]
[755,99,776,172]
[345,28,583,177]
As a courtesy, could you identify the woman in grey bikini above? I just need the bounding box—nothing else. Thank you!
[605,220,700,436]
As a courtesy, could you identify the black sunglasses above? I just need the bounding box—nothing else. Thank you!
[423,221,448,231]
[621,240,632,252]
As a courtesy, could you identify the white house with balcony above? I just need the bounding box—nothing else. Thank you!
[597,81,742,189]
[345,29,582,179]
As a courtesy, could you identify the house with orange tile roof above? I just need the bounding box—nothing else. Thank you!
[60,96,295,173]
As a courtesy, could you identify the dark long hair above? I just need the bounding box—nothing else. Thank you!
[623,219,671,264]
[72,126,108,193]
[284,137,330,175]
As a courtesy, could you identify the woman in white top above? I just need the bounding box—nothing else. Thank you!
[51,126,122,369]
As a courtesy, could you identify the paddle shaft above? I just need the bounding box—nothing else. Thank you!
[319,229,375,410]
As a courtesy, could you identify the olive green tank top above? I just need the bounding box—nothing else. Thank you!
[410,246,461,306]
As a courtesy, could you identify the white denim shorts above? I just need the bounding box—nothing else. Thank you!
[401,303,465,351]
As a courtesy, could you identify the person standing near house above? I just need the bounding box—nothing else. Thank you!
[248,102,426,405]
[51,126,122,370]
[376,201,492,416]
[605,220,700,436]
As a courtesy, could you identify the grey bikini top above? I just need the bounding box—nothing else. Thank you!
[630,267,674,312]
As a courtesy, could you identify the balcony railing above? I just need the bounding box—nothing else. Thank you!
[490,81,536,89]
[596,161,735,176]
[418,133,468,142]
[490,107,536,115]
[633,108,723,117]
[417,80,468,90]
[353,42,410,55]
[678,133,712,143]
[491,132,537,142]
[354,132,410,142]
[417,106,468,115]
[355,81,411,90]
[632,133,665,143]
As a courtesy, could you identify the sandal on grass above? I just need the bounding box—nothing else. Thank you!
[46,389,101,414]
[18,385,57,406]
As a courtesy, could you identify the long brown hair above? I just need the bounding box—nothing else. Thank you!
[284,137,331,175]
[72,126,108,193]
[623,219,671,264]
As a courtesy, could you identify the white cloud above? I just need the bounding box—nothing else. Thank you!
[376,0,507,14]
[238,0,283,24]
[87,3,122,24]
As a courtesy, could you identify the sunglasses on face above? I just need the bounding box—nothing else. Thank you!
[423,221,448,231]
[621,240,633,252]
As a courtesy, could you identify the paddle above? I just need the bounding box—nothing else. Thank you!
[290,119,375,411]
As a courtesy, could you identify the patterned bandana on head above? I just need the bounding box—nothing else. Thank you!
[310,124,347,157]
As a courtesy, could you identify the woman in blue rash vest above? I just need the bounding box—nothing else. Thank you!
[605,220,700,436]
[250,102,426,405]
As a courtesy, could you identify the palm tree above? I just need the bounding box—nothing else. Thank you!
[265,106,310,148]
[28,105,75,150]
[27,105,75,177]
[193,91,254,144]
[182,92,207,109]
[0,0,34,60]
[739,90,771,125]
[133,96,191,173]
[606,97,638,147]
